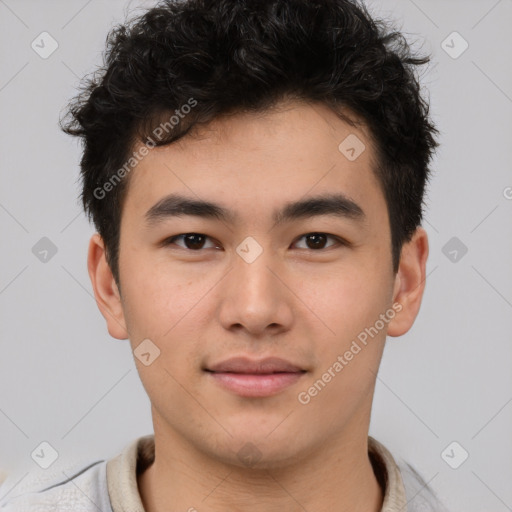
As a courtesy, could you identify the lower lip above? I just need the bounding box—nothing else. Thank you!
[207,371,305,397]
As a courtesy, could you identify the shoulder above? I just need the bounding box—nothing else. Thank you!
[368,436,450,512]
[0,457,112,512]
[397,460,451,512]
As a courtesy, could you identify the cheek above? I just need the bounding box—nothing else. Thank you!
[300,263,392,406]
[295,272,390,422]
[119,251,214,361]
[298,261,389,339]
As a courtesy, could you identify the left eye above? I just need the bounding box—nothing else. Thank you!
[293,232,342,250]
[163,232,343,251]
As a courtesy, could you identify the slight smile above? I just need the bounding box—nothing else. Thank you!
[204,356,308,398]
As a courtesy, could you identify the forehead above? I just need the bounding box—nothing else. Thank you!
[123,100,385,227]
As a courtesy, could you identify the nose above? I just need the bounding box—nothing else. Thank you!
[217,245,294,338]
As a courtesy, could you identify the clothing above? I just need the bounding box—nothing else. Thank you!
[0,435,447,511]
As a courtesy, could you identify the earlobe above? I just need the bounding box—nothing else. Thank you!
[387,227,429,338]
[87,233,129,340]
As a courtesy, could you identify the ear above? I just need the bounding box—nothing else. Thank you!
[87,233,129,340]
[387,227,429,337]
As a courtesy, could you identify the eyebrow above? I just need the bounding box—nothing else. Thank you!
[144,192,366,227]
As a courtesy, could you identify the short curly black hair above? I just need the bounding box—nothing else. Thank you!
[60,0,438,286]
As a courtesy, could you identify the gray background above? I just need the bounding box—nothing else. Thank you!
[0,0,511,510]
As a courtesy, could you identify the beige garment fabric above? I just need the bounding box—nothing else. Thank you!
[0,470,8,486]
[106,434,408,512]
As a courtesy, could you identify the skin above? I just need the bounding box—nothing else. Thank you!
[88,99,428,512]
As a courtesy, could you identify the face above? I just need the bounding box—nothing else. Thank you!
[90,100,427,469]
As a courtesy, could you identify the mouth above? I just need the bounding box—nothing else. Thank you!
[204,356,307,398]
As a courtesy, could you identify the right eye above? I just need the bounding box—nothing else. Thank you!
[162,233,221,251]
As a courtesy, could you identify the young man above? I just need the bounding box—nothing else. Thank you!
[0,0,448,510]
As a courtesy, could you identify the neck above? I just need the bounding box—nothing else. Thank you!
[138,420,383,512]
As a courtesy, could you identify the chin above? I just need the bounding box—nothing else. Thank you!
[200,429,312,471]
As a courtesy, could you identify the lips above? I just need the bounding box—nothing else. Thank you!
[204,356,307,397]
[206,356,305,374]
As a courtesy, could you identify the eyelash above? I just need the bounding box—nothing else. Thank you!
[162,232,347,252]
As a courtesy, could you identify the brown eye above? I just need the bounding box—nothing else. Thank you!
[163,232,345,252]
[293,233,342,250]
[164,233,218,250]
